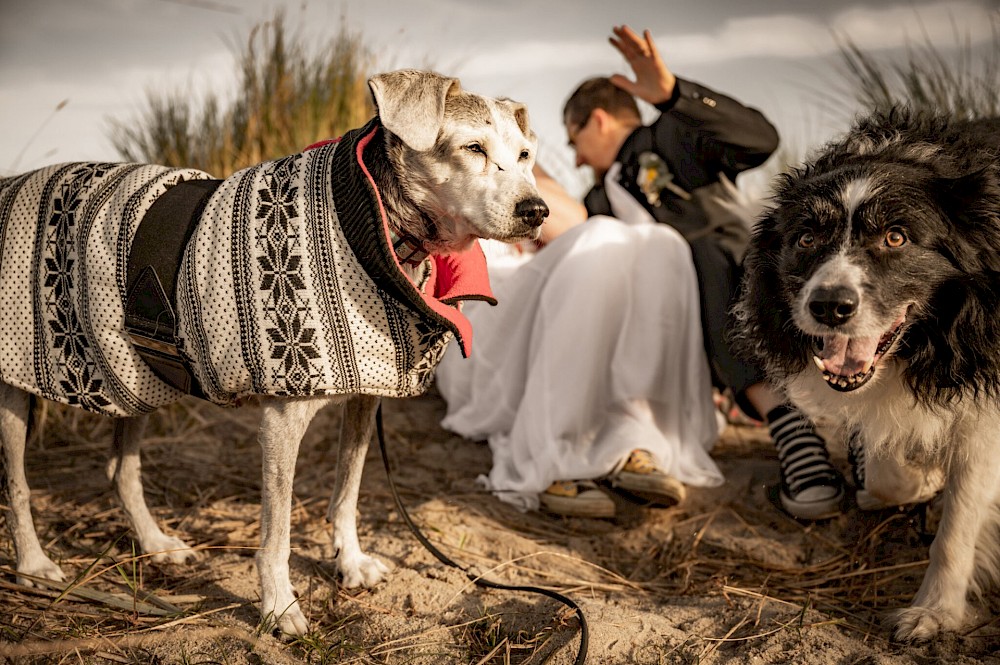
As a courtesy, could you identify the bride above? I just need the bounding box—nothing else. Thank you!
[434,165,724,518]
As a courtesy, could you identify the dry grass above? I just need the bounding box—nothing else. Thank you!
[824,11,1000,121]
[2,390,997,664]
[110,11,374,177]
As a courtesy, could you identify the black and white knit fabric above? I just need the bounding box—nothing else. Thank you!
[0,120,471,417]
[0,161,206,416]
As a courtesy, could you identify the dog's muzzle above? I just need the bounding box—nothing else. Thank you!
[808,285,859,328]
[515,197,549,228]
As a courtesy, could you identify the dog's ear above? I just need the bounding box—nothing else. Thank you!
[935,166,1000,225]
[934,166,1000,268]
[905,273,1000,403]
[368,70,461,151]
[499,98,535,140]
[739,209,784,316]
[731,207,804,375]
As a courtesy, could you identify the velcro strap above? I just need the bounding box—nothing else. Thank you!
[125,178,221,396]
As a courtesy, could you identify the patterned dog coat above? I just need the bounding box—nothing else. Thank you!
[0,119,494,417]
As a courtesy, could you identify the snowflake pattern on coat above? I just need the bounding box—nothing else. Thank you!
[0,121,483,417]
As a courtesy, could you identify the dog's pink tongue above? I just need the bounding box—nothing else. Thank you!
[817,334,879,376]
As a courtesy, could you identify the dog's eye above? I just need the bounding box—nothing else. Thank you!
[885,228,907,248]
[465,143,486,155]
[518,150,531,161]
[797,232,815,249]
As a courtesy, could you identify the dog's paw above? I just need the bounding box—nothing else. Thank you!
[142,535,199,565]
[16,555,67,587]
[893,605,962,642]
[337,552,391,589]
[261,598,310,637]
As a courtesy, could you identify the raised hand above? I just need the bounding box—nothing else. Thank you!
[608,25,677,105]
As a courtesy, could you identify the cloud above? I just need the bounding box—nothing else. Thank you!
[458,1,995,78]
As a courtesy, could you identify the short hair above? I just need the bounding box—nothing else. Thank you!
[563,77,641,130]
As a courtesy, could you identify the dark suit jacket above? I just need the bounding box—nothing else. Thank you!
[584,77,779,263]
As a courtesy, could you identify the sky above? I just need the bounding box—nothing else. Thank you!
[1,0,996,195]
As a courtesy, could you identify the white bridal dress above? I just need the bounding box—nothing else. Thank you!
[435,167,724,510]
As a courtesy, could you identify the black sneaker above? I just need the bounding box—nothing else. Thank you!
[846,428,883,510]
[768,406,845,520]
[848,429,936,511]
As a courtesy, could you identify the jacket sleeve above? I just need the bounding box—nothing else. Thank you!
[653,77,779,178]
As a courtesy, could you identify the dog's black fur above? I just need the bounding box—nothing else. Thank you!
[733,107,1000,640]
[738,108,1000,404]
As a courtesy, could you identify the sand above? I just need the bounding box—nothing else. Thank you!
[1,388,998,664]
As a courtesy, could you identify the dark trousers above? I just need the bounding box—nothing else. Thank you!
[688,234,766,420]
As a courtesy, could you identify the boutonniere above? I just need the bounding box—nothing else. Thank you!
[637,152,691,206]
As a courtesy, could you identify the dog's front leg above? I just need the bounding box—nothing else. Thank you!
[894,431,996,641]
[257,396,329,636]
[326,394,389,588]
[0,384,66,586]
[108,416,198,564]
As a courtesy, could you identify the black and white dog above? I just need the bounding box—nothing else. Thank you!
[734,107,1000,641]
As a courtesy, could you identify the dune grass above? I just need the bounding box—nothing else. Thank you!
[110,12,374,176]
[831,13,1000,119]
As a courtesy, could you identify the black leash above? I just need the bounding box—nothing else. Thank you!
[374,403,589,664]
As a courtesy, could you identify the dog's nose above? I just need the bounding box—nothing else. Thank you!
[808,286,859,327]
[515,197,549,228]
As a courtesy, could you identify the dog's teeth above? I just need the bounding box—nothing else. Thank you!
[862,359,874,374]
[813,355,826,372]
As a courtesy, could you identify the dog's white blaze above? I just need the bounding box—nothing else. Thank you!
[839,176,874,244]
[792,177,887,336]
[487,104,525,172]
[808,251,864,293]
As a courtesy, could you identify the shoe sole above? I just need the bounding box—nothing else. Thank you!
[779,486,844,520]
[855,489,893,511]
[539,491,616,519]
[609,471,685,507]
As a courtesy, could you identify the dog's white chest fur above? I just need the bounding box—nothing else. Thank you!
[786,361,953,462]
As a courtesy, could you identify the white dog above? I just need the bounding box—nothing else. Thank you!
[0,69,546,635]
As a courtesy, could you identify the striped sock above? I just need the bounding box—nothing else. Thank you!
[846,428,866,489]
[767,404,843,517]
[846,428,885,511]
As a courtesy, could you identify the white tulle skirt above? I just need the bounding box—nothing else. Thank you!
[436,215,723,511]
